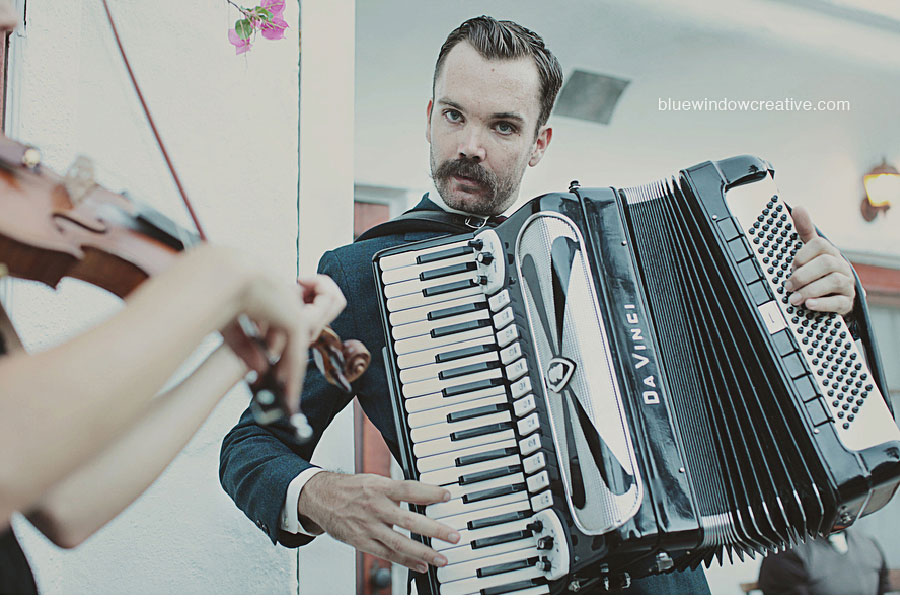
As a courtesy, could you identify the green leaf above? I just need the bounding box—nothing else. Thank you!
[254,7,273,21]
[235,18,252,40]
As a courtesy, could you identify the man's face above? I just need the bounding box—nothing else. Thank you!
[427,42,551,216]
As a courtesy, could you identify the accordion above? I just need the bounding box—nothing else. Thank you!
[372,155,900,594]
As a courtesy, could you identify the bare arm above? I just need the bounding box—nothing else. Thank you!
[0,244,340,524]
[25,343,247,547]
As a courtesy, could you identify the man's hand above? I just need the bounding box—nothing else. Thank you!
[298,471,460,573]
[785,206,856,316]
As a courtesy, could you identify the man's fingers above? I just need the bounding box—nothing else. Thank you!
[386,479,451,505]
[786,254,850,294]
[788,272,854,306]
[386,505,460,545]
[791,237,839,270]
[368,539,430,574]
[804,295,854,316]
[376,525,448,568]
[790,205,819,244]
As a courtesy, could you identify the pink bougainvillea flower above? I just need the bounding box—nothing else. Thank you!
[228,28,252,54]
[261,0,285,18]
[259,16,288,41]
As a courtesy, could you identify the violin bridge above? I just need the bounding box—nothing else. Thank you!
[64,155,97,204]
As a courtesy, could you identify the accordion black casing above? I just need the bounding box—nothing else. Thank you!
[371,155,900,594]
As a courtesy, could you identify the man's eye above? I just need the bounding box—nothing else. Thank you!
[444,109,462,123]
[495,122,517,135]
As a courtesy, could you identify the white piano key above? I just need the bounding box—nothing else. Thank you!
[395,326,495,356]
[407,394,509,429]
[420,453,521,487]
[392,309,491,341]
[502,583,550,596]
[437,547,536,582]
[384,270,479,299]
[389,292,484,326]
[425,489,529,521]
[403,367,503,399]
[436,499,532,534]
[433,516,534,554]
[505,583,551,595]
[401,349,500,385]
[378,240,473,272]
[387,285,484,313]
[415,438,518,473]
[439,530,535,566]
[439,565,546,595]
[405,385,507,414]
[413,429,515,460]
[409,411,510,444]
[441,473,525,502]
[397,335,496,370]
[381,255,477,286]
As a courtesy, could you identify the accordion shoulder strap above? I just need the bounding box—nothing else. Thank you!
[355,210,492,242]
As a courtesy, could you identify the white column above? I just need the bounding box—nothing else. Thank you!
[297,0,357,595]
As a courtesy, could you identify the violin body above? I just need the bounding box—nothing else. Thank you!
[0,133,197,299]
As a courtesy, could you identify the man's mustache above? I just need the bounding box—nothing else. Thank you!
[434,158,497,193]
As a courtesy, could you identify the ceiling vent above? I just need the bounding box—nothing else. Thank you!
[553,69,630,126]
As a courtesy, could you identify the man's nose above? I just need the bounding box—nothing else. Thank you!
[457,127,486,163]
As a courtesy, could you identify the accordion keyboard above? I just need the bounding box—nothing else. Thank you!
[725,179,898,452]
[378,236,570,595]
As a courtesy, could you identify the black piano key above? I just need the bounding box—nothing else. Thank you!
[423,278,478,298]
[455,446,518,467]
[428,301,488,321]
[443,377,505,398]
[463,482,527,504]
[436,344,498,363]
[459,464,523,485]
[467,509,532,531]
[480,579,545,595]
[470,529,531,549]
[417,245,473,264]
[440,361,502,381]
[477,556,538,578]
[431,319,492,338]
[447,402,509,423]
[450,422,513,442]
[420,261,477,281]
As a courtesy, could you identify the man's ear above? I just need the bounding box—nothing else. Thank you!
[425,99,434,144]
[528,126,552,167]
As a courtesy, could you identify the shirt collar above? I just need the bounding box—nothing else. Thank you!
[426,182,520,218]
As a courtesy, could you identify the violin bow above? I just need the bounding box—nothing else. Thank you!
[100,0,314,440]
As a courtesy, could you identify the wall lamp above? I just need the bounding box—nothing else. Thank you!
[861,159,898,222]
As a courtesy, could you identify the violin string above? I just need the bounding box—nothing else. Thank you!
[100,0,208,243]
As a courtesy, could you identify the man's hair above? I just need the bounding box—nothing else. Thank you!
[433,15,563,131]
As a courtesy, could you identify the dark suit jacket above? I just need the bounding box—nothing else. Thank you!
[218,195,710,593]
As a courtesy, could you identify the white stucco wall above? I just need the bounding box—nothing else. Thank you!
[5,0,305,593]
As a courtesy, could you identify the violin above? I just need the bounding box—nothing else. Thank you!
[0,131,370,439]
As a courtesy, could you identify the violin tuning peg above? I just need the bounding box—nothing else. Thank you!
[21,147,41,169]
[64,155,96,204]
